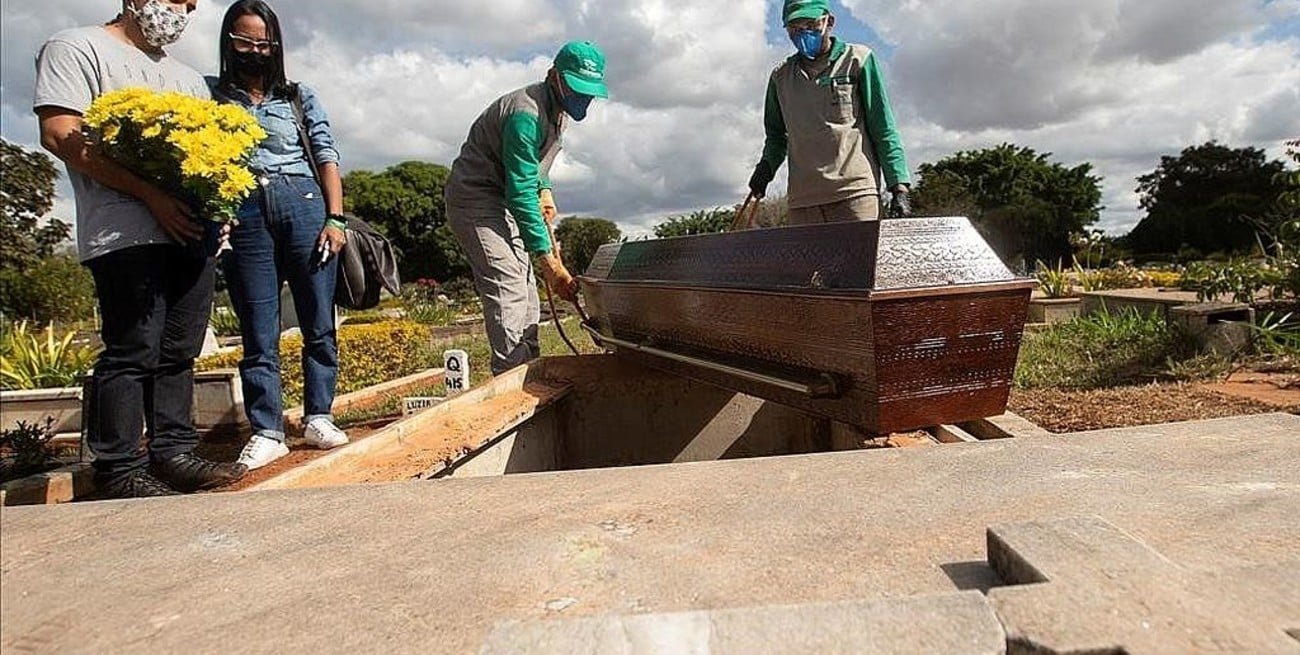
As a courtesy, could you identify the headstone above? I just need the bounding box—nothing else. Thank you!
[444,349,469,396]
[988,516,1300,654]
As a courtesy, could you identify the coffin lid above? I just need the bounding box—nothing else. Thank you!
[583,216,1024,293]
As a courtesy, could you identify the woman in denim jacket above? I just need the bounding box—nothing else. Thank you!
[210,0,348,470]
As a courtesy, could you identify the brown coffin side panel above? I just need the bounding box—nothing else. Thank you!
[582,283,876,376]
[580,282,878,427]
[870,290,1031,433]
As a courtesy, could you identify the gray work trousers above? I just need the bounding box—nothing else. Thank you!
[448,205,540,376]
[786,194,881,225]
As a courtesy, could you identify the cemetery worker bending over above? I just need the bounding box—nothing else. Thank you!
[445,41,608,376]
[208,0,350,472]
[33,0,247,498]
[748,0,912,223]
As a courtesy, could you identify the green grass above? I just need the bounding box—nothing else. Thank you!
[1015,308,1195,390]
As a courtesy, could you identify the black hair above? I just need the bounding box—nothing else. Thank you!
[217,0,291,98]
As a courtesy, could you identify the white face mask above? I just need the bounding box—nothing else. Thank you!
[127,0,190,48]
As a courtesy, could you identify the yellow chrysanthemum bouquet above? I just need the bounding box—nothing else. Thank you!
[84,87,266,252]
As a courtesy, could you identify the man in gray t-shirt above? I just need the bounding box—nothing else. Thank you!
[33,0,245,498]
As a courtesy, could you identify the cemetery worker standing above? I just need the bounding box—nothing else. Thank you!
[445,41,608,376]
[748,0,912,223]
[208,0,350,472]
[33,0,247,498]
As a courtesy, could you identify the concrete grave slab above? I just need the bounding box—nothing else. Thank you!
[1,413,1297,653]
[989,516,1300,654]
[482,591,1004,654]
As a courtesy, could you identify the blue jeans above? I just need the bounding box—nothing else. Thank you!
[223,174,338,441]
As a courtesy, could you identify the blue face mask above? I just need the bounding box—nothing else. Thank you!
[561,92,594,122]
[792,28,824,60]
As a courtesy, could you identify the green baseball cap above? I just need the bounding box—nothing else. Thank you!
[783,0,830,24]
[553,41,608,99]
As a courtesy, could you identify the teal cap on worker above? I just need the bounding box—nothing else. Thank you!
[554,41,609,99]
[783,0,830,24]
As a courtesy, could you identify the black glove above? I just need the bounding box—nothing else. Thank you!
[748,161,775,199]
[888,186,912,218]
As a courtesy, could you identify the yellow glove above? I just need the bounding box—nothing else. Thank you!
[535,252,578,302]
[539,189,558,226]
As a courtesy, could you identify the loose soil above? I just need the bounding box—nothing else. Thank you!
[196,418,398,492]
[1010,379,1299,434]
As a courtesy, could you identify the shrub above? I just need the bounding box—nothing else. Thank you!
[401,280,457,325]
[0,322,99,390]
[197,320,438,408]
[1035,261,1072,298]
[1015,307,1192,390]
[0,418,61,482]
[209,306,241,337]
[1181,259,1276,304]
[1146,270,1182,288]
[0,255,96,324]
[1252,312,1300,357]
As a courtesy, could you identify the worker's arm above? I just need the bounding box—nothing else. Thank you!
[500,110,552,255]
[859,52,910,190]
[37,107,201,242]
[759,76,788,171]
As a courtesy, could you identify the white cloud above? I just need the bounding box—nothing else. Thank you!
[2,0,1296,244]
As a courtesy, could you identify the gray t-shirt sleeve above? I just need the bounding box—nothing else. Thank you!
[34,38,99,114]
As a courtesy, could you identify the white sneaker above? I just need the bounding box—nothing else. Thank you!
[237,435,289,470]
[303,417,349,450]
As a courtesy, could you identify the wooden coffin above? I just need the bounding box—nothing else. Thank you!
[577,217,1036,434]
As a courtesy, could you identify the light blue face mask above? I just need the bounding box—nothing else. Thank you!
[561,92,594,121]
[792,28,824,59]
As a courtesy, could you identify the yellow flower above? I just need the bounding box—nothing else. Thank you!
[85,87,267,223]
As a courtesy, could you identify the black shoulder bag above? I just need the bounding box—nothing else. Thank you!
[289,84,401,310]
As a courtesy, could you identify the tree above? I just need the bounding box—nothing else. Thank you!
[1125,142,1288,257]
[0,253,95,324]
[343,161,465,282]
[554,216,620,275]
[1,139,70,271]
[653,208,735,238]
[912,144,1103,266]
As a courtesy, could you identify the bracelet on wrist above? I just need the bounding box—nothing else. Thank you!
[325,214,348,230]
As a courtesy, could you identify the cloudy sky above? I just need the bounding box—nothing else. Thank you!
[2,0,1297,239]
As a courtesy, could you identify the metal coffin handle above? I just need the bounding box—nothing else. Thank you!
[579,323,841,398]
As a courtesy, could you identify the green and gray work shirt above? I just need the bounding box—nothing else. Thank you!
[446,82,566,255]
[761,38,910,210]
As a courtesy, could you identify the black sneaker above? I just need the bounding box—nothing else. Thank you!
[96,470,182,499]
[152,453,248,492]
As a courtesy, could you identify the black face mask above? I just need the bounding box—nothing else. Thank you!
[232,50,271,75]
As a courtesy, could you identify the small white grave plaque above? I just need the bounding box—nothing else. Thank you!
[402,396,442,416]
[444,349,469,396]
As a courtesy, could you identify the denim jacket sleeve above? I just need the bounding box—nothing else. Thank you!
[297,83,340,167]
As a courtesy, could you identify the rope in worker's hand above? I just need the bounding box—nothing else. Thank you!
[537,219,597,356]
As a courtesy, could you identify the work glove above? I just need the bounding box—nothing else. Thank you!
[748,161,775,199]
[888,185,912,218]
[535,252,578,303]
[539,189,558,226]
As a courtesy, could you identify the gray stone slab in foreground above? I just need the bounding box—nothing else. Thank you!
[2,413,1298,654]
[482,591,1003,654]
[989,516,1300,654]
